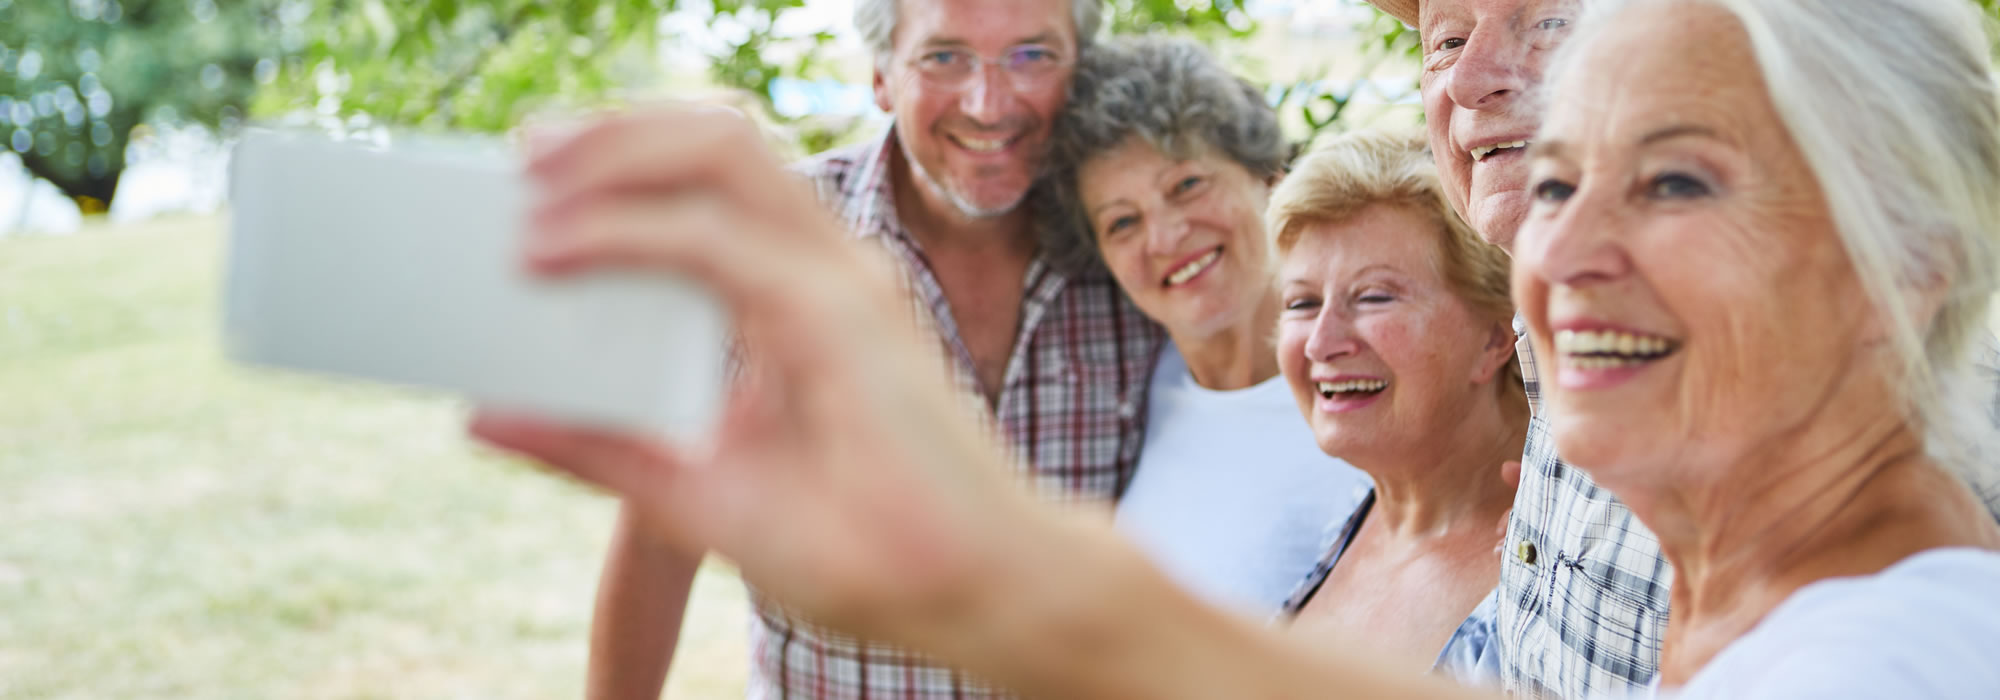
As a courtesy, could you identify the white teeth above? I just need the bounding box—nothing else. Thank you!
[1165,249,1222,286]
[1553,329,1679,367]
[1316,379,1389,396]
[1470,139,1530,161]
[957,136,1009,152]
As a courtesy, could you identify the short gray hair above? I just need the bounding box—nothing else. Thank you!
[1553,0,2000,487]
[854,0,1105,63]
[1035,36,1288,268]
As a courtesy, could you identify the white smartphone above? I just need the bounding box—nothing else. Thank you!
[224,129,729,436]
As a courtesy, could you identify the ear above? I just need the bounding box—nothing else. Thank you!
[1470,319,1517,385]
[872,65,894,114]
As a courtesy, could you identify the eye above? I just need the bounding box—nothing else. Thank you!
[1535,17,1570,31]
[1438,37,1467,51]
[1533,178,1576,203]
[1013,46,1057,64]
[1284,297,1321,312]
[921,50,961,66]
[1358,293,1394,304]
[1172,175,1204,195]
[1105,215,1139,235]
[1648,173,1711,199]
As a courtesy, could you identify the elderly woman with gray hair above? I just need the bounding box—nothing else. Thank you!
[475,0,2000,696]
[1032,36,1375,616]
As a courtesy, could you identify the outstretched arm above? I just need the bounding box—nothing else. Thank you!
[470,106,1493,700]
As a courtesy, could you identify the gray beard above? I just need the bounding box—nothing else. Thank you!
[904,146,1025,220]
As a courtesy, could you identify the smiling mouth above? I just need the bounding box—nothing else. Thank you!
[1555,329,1681,370]
[1470,140,1530,162]
[951,134,1019,154]
[1316,378,1389,400]
[1163,248,1222,287]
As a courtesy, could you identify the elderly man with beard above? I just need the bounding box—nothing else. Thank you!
[1369,0,1658,697]
[582,1,1162,698]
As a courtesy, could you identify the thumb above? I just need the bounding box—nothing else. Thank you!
[468,410,698,500]
[1500,460,1522,489]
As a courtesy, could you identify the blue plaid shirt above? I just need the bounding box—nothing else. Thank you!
[1495,317,1671,698]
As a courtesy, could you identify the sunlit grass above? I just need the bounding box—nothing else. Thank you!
[0,215,745,698]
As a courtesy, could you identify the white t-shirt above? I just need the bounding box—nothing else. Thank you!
[1658,547,2000,699]
[1114,343,1371,615]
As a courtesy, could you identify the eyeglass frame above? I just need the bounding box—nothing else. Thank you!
[901,43,1073,90]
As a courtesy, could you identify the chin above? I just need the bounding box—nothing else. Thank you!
[1547,413,1658,485]
[1470,194,1531,250]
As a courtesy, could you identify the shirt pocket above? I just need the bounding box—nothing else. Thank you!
[1547,546,1668,694]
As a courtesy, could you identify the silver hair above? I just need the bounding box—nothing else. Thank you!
[1550,0,2000,491]
[1033,36,1289,268]
[854,0,1105,65]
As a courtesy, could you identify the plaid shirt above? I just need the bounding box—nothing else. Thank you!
[1496,317,1670,698]
[743,129,1165,699]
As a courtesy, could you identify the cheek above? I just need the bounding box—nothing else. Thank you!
[1370,307,1482,399]
[1022,83,1070,126]
[1276,323,1318,412]
[1101,241,1157,304]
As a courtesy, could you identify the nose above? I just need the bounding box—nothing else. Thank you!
[1303,308,1362,364]
[959,63,1015,124]
[1445,24,1533,111]
[1518,182,1632,289]
[1144,208,1193,258]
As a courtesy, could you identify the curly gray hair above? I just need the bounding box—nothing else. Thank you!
[1034,36,1289,269]
[854,0,1105,65]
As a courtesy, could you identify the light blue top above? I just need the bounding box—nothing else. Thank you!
[1279,490,1501,685]
[1114,343,1371,615]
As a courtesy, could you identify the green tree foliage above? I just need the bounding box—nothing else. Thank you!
[0,0,284,212]
[8,0,1994,210]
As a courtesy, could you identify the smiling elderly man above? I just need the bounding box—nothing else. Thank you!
[1366,1,1670,698]
[582,1,1163,698]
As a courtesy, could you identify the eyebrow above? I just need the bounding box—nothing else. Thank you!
[920,32,1061,49]
[1281,263,1400,287]
[1640,124,1720,147]
[1090,199,1134,219]
[1529,124,1723,161]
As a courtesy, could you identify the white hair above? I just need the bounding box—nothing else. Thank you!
[854,0,1105,66]
[1551,0,2000,493]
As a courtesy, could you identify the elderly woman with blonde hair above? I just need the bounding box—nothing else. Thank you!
[1264,130,1522,683]
[475,0,2000,695]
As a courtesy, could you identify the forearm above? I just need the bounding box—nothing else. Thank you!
[587,503,702,700]
[929,508,1496,700]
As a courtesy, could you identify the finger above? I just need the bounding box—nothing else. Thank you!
[1500,460,1522,489]
[527,109,809,233]
[468,410,692,500]
[526,192,912,382]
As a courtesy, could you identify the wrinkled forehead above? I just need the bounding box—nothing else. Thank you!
[1281,205,1447,283]
[1539,2,1763,145]
[1419,0,1580,36]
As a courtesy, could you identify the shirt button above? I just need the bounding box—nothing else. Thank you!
[1516,540,1538,566]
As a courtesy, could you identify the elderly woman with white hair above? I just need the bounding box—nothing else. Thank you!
[473,0,2000,696]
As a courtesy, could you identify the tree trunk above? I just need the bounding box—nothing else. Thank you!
[17,146,124,216]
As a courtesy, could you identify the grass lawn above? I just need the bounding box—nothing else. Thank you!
[0,215,746,698]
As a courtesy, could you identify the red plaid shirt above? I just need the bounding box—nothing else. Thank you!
[742,130,1164,698]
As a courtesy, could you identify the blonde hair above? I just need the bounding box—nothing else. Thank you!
[1268,130,1522,398]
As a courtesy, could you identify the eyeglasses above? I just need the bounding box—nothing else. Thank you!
[907,45,1069,89]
